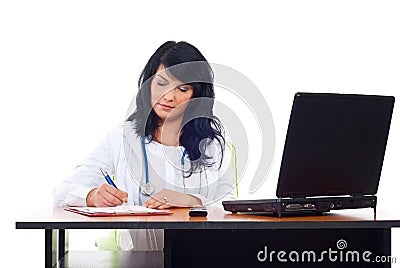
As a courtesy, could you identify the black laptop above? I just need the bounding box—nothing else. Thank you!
[223,92,395,217]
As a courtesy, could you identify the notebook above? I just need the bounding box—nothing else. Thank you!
[223,92,395,217]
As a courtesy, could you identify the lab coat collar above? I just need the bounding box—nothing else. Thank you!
[123,121,139,151]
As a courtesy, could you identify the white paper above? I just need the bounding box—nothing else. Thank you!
[69,205,167,214]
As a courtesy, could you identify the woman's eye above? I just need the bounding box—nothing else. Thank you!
[178,86,189,92]
[157,80,166,86]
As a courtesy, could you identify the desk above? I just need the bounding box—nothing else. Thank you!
[16,207,400,267]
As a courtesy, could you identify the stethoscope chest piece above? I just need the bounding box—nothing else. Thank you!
[140,182,155,195]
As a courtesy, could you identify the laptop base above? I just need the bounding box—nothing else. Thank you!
[222,196,377,218]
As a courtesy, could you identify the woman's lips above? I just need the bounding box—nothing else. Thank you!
[158,103,174,110]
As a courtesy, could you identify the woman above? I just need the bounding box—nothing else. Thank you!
[53,41,236,250]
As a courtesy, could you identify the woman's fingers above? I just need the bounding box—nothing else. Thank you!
[103,185,128,203]
[97,194,115,207]
[93,183,129,207]
[143,188,202,209]
[157,203,171,209]
[144,195,165,208]
[143,189,177,209]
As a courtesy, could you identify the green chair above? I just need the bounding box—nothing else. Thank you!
[95,229,118,251]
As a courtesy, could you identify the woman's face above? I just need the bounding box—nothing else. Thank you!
[150,64,194,123]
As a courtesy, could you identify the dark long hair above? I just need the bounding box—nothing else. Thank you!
[127,41,225,176]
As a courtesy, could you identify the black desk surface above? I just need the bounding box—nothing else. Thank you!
[16,207,400,230]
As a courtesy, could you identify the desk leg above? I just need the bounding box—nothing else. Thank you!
[45,229,69,268]
[45,229,57,268]
[58,229,69,259]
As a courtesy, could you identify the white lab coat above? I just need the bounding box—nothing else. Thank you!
[53,122,236,250]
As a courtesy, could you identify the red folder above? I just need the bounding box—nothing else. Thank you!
[64,207,173,217]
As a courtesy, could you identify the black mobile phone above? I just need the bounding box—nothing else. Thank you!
[189,206,208,217]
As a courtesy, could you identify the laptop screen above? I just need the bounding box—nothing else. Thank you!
[276,93,394,198]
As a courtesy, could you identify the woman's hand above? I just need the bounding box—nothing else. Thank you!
[143,189,202,209]
[86,183,128,207]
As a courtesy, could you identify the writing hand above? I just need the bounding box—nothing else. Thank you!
[86,183,128,207]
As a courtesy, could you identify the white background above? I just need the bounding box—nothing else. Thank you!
[1,0,399,266]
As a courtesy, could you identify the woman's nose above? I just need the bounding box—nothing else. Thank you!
[162,87,177,101]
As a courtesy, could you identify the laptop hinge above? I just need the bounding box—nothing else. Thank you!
[351,193,365,198]
[290,195,307,199]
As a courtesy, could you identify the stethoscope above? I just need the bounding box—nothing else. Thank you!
[140,136,186,196]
